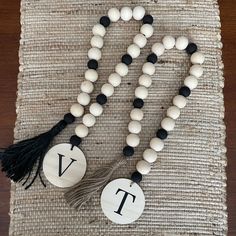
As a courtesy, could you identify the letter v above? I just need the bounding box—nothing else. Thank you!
[58,153,77,177]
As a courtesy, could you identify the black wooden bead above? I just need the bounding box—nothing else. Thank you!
[186,43,198,55]
[121,54,133,65]
[123,146,134,157]
[63,113,75,124]
[142,14,153,24]
[70,135,82,147]
[131,171,142,183]
[87,59,98,70]
[156,129,168,140]
[179,86,191,97]
[96,94,107,105]
[147,53,158,64]
[133,98,144,108]
[100,16,110,27]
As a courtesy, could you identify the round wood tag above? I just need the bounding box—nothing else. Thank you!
[100,178,145,224]
[43,143,87,188]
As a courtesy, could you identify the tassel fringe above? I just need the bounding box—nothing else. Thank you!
[0,120,67,189]
[64,158,127,210]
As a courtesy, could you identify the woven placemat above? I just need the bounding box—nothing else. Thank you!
[9,0,227,235]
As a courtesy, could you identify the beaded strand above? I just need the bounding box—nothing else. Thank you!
[126,36,204,182]
[64,35,205,213]
[69,6,154,145]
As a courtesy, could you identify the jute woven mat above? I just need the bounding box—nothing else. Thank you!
[9,0,227,235]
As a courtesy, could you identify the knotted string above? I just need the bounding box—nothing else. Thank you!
[64,158,127,210]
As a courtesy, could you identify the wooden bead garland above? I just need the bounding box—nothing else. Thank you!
[0,5,206,226]
[43,5,154,190]
[100,36,204,223]
[129,38,204,184]
[65,33,205,225]
[0,6,154,190]
[72,6,153,140]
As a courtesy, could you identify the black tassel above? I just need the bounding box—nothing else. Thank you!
[0,118,70,189]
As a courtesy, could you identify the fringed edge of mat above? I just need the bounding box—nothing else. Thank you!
[9,0,25,235]
[214,0,228,234]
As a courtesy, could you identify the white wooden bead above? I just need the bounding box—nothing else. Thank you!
[191,52,205,64]
[80,80,94,93]
[162,35,175,49]
[89,103,103,116]
[126,133,140,147]
[77,92,91,106]
[161,117,175,131]
[82,113,96,127]
[75,124,89,138]
[138,74,152,87]
[167,106,180,120]
[127,44,140,59]
[189,65,203,78]
[133,33,147,48]
[85,69,98,82]
[143,148,158,163]
[142,62,155,75]
[184,75,198,90]
[130,108,144,121]
[152,42,165,56]
[101,83,114,97]
[150,137,164,152]
[88,47,102,61]
[108,73,121,87]
[136,160,151,175]
[115,63,129,77]
[140,24,154,38]
[70,103,84,117]
[128,120,142,134]
[173,95,187,108]
[120,7,132,21]
[90,35,104,49]
[133,6,145,20]
[107,7,120,22]
[175,36,189,50]
[135,86,148,99]
[92,23,106,37]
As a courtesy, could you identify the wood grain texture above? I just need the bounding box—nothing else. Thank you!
[0,0,235,235]
[100,178,145,224]
[43,143,87,188]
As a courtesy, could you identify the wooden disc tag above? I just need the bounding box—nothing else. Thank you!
[101,178,145,224]
[43,143,87,188]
